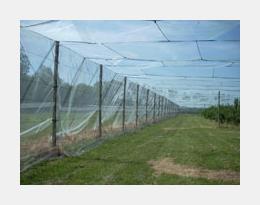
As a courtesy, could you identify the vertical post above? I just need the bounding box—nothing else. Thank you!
[52,41,59,147]
[173,104,175,115]
[98,64,103,137]
[153,93,156,123]
[135,84,139,127]
[218,90,220,128]
[161,97,164,119]
[166,99,169,117]
[157,95,161,120]
[165,99,167,117]
[122,77,127,131]
[164,98,167,117]
[170,102,172,116]
[169,102,170,116]
[145,89,149,123]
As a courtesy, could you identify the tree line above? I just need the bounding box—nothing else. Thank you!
[20,49,138,107]
[201,98,240,125]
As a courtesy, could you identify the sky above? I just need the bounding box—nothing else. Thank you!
[20,20,240,107]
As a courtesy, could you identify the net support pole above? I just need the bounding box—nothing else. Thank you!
[122,77,127,131]
[158,96,160,120]
[172,103,174,116]
[52,41,59,147]
[98,64,103,137]
[135,84,139,127]
[164,98,167,117]
[218,90,220,128]
[170,102,172,117]
[145,89,149,123]
[167,100,169,117]
[153,93,156,123]
[161,97,164,119]
[173,103,175,116]
[166,99,168,117]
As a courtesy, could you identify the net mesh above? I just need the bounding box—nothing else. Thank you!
[20,20,240,170]
[20,29,55,170]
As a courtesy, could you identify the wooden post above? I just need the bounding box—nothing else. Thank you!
[164,98,167,117]
[169,102,172,116]
[98,65,103,137]
[165,99,168,117]
[153,93,156,123]
[167,101,171,117]
[161,97,164,119]
[158,96,160,119]
[135,84,139,127]
[52,41,59,147]
[173,104,175,115]
[122,77,127,131]
[218,90,220,128]
[165,99,167,117]
[145,89,149,123]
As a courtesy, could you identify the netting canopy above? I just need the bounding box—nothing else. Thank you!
[20,20,240,170]
[21,20,240,108]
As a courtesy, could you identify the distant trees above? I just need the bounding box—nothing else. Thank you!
[20,49,142,108]
[20,47,30,76]
[201,98,240,125]
[20,49,127,107]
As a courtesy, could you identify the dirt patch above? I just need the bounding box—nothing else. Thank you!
[148,158,239,181]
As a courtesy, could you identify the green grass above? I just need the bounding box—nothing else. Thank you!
[20,114,240,185]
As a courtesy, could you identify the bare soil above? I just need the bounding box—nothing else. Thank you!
[149,158,239,182]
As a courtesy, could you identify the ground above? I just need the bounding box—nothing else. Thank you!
[20,114,240,185]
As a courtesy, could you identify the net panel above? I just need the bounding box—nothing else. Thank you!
[21,20,165,43]
[102,68,125,135]
[21,20,240,108]
[138,86,148,125]
[156,20,240,41]
[57,46,100,155]
[125,80,137,129]
[20,29,55,171]
[20,20,240,170]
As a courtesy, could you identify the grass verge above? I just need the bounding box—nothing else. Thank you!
[21,114,240,185]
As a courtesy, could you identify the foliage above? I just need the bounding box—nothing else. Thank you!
[20,49,124,106]
[20,46,31,76]
[201,98,240,125]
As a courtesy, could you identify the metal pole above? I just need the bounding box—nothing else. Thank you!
[98,64,103,137]
[153,93,156,123]
[218,90,220,127]
[52,41,59,147]
[122,77,127,131]
[146,89,149,123]
[135,84,139,127]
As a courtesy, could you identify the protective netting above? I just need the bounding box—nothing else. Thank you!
[57,45,100,154]
[20,20,240,170]
[102,68,124,135]
[20,20,239,108]
[20,32,55,170]
[20,28,176,171]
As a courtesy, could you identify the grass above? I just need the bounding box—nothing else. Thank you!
[20,114,240,185]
